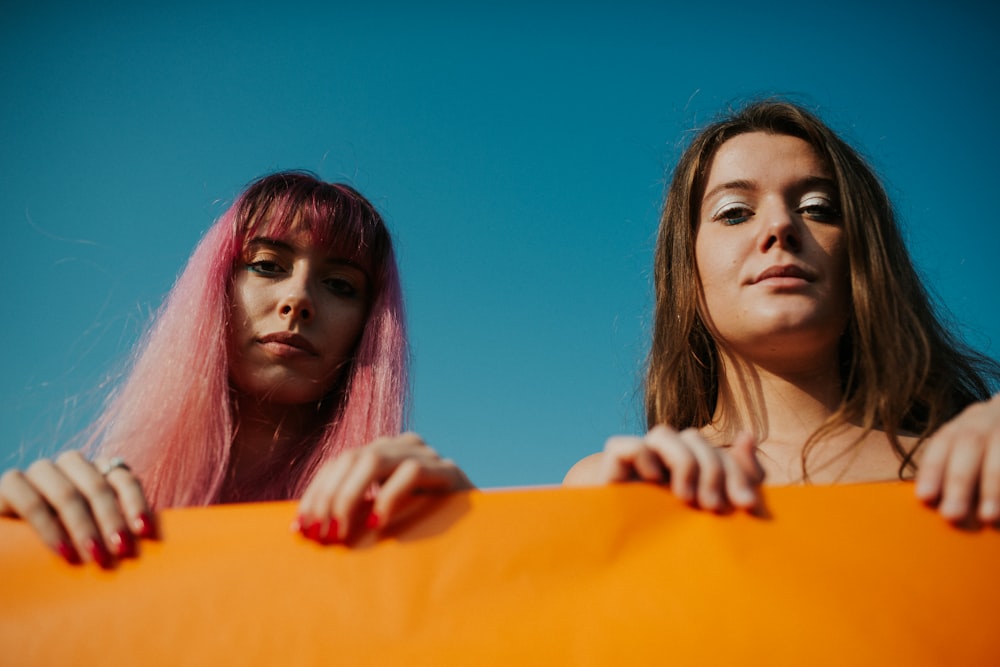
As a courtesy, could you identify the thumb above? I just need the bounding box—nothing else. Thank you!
[730,431,765,485]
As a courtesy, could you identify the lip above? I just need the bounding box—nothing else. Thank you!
[752,264,816,284]
[257,332,319,357]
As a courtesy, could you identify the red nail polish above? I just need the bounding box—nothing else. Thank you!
[109,530,135,558]
[84,537,113,569]
[56,541,81,565]
[323,519,340,544]
[134,512,156,539]
[306,521,323,542]
[365,512,380,530]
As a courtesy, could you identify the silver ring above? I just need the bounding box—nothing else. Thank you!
[100,456,131,477]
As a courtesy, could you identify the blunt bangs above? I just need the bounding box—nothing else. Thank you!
[235,173,388,280]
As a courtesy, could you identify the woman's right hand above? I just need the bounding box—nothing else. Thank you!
[562,425,765,512]
[296,432,474,544]
[0,450,155,568]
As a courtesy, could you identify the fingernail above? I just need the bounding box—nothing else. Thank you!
[306,521,323,542]
[109,530,135,558]
[940,498,965,519]
[133,512,156,539]
[56,541,81,565]
[365,512,380,530]
[702,492,720,510]
[323,519,340,544]
[84,537,114,569]
[980,500,999,522]
[914,480,934,500]
[290,515,303,533]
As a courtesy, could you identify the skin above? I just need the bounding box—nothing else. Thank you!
[566,132,1000,525]
[227,231,371,406]
[0,226,473,566]
[916,393,1000,523]
[695,132,849,369]
[296,431,474,543]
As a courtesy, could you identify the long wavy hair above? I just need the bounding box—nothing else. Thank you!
[85,171,407,507]
[646,99,999,475]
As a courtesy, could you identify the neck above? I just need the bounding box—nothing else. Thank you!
[704,348,906,485]
[706,347,845,446]
[224,393,327,499]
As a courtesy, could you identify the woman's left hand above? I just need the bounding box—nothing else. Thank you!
[295,432,474,544]
[916,393,1000,524]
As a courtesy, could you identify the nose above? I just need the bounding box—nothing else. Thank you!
[277,278,313,323]
[759,203,802,253]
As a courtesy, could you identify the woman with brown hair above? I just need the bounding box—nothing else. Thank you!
[564,100,1000,523]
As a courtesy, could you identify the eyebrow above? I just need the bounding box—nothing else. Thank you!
[245,237,369,274]
[702,176,838,202]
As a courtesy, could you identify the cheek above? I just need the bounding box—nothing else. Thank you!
[320,302,370,356]
[229,276,270,325]
[695,238,735,297]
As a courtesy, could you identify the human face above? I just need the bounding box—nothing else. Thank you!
[694,132,849,363]
[228,228,370,405]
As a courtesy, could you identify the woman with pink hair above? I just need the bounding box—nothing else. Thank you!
[0,171,472,567]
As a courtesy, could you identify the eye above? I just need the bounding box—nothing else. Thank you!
[324,277,360,298]
[798,197,841,223]
[713,204,753,226]
[246,259,286,276]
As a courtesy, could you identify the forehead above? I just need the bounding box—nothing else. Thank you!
[244,211,372,271]
[705,132,830,187]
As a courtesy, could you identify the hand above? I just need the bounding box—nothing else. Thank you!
[0,451,156,568]
[915,394,1000,524]
[562,425,765,512]
[295,432,474,544]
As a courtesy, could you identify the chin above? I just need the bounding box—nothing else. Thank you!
[231,372,339,407]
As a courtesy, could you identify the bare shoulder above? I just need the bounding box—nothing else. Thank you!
[562,453,604,486]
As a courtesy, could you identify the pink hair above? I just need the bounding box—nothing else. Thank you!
[85,172,408,508]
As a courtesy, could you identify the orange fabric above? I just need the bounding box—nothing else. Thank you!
[1,482,998,665]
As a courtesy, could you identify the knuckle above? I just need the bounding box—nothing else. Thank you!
[54,450,83,467]
[49,485,88,511]
[396,458,423,479]
[87,481,121,512]
[21,495,54,524]
[0,468,25,489]
[358,448,382,467]
[399,431,426,446]
[604,436,637,454]
[25,459,54,477]
[648,424,677,438]
[337,449,361,466]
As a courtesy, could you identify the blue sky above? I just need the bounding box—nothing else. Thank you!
[3,1,998,488]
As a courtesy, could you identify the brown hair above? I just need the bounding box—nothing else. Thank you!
[645,99,999,475]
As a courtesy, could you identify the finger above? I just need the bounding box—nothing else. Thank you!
[60,453,135,558]
[329,447,391,541]
[371,457,471,528]
[977,433,1000,523]
[937,436,985,522]
[95,456,156,539]
[915,432,952,504]
[297,453,356,541]
[24,459,112,567]
[730,432,765,483]
[676,428,726,511]
[643,426,698,504]
[723,432,763,509]
[602,436,666,484]
[0,467,80,563]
